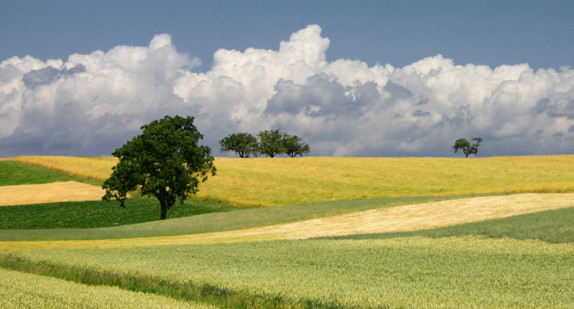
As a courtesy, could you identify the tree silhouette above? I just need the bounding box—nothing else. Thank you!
[453,137,483,158]
[257,129,285,158]
[102,115,216,219]
[219,132,258,158]
[283,134,310,157]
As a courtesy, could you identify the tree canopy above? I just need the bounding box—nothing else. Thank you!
[220,129,311,158]
[283,134,310,157]
[102,115,216,220]
[219,132,258,158]
[453,137,483,158]
[257,129,285,158]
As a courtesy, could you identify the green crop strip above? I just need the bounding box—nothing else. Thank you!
[0,267,212,308]
[6,237,574,308]
[0,254,350,309]
[0,161,84,186]
[0,198,239,229]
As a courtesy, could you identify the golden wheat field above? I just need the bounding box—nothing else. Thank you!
[6,155,574,206]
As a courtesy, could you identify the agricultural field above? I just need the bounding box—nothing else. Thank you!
[0,267,214,309]
[7,237,574,308]
[6,155,574,206]
[1,155,574,308]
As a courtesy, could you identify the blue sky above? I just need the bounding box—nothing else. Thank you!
[2,0,572,70]
[1,0,574,157]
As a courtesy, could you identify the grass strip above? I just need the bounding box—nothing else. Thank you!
[0,161,86,186]
[2,156,115,184]
[330,206,574,244]
[0,253,350,309]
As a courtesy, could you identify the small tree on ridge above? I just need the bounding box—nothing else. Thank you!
[258,129,285,158]
[453,137,483,158]
[283,134,310,157]
[219,132,259,158]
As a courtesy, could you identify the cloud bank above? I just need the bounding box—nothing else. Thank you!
[1,25,574,157]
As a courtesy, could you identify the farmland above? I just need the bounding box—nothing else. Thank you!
[6,155,574,206]
[8,237,574,308]
[1,155,574,308]
[0,267,214,309]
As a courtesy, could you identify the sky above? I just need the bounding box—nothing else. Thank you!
[1,0,573,157]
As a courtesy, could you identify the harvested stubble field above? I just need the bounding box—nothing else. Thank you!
[0,182,105,206]
[1,155,574,308]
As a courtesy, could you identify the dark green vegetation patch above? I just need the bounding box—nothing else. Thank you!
[0,199,238,229]
[331,206,574,244]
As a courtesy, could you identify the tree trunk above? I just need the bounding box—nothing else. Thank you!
[160,200,168,220]
[159,187,168,220]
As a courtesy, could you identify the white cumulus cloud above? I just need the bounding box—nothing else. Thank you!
[1,25,574,157]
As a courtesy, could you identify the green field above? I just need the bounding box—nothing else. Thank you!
[0,199,239,230]
[1,156,574,308]
[0,161,81,186]
[4,237,574,308]
[0,267,214,309]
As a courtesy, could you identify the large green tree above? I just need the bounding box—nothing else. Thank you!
[102,115,216,220]
[219,132,258,158]
[283,134,310,157]
[453,137,483,158]
[257,129,285,158]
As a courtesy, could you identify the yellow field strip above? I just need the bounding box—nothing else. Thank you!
[6,155,574,207]
[2,193,572,250]
[0,182,106,206]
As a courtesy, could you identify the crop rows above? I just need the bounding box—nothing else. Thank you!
[0,267,213,309]
[9,236,574,308]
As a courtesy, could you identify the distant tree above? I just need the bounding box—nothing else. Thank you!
[102,115,216,220]
[257,129,285,158]
[219,132,259,158]
[453,137,483,158]
[283,134,310,157]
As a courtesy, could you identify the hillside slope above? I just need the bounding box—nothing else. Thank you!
[5,155,574,207]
